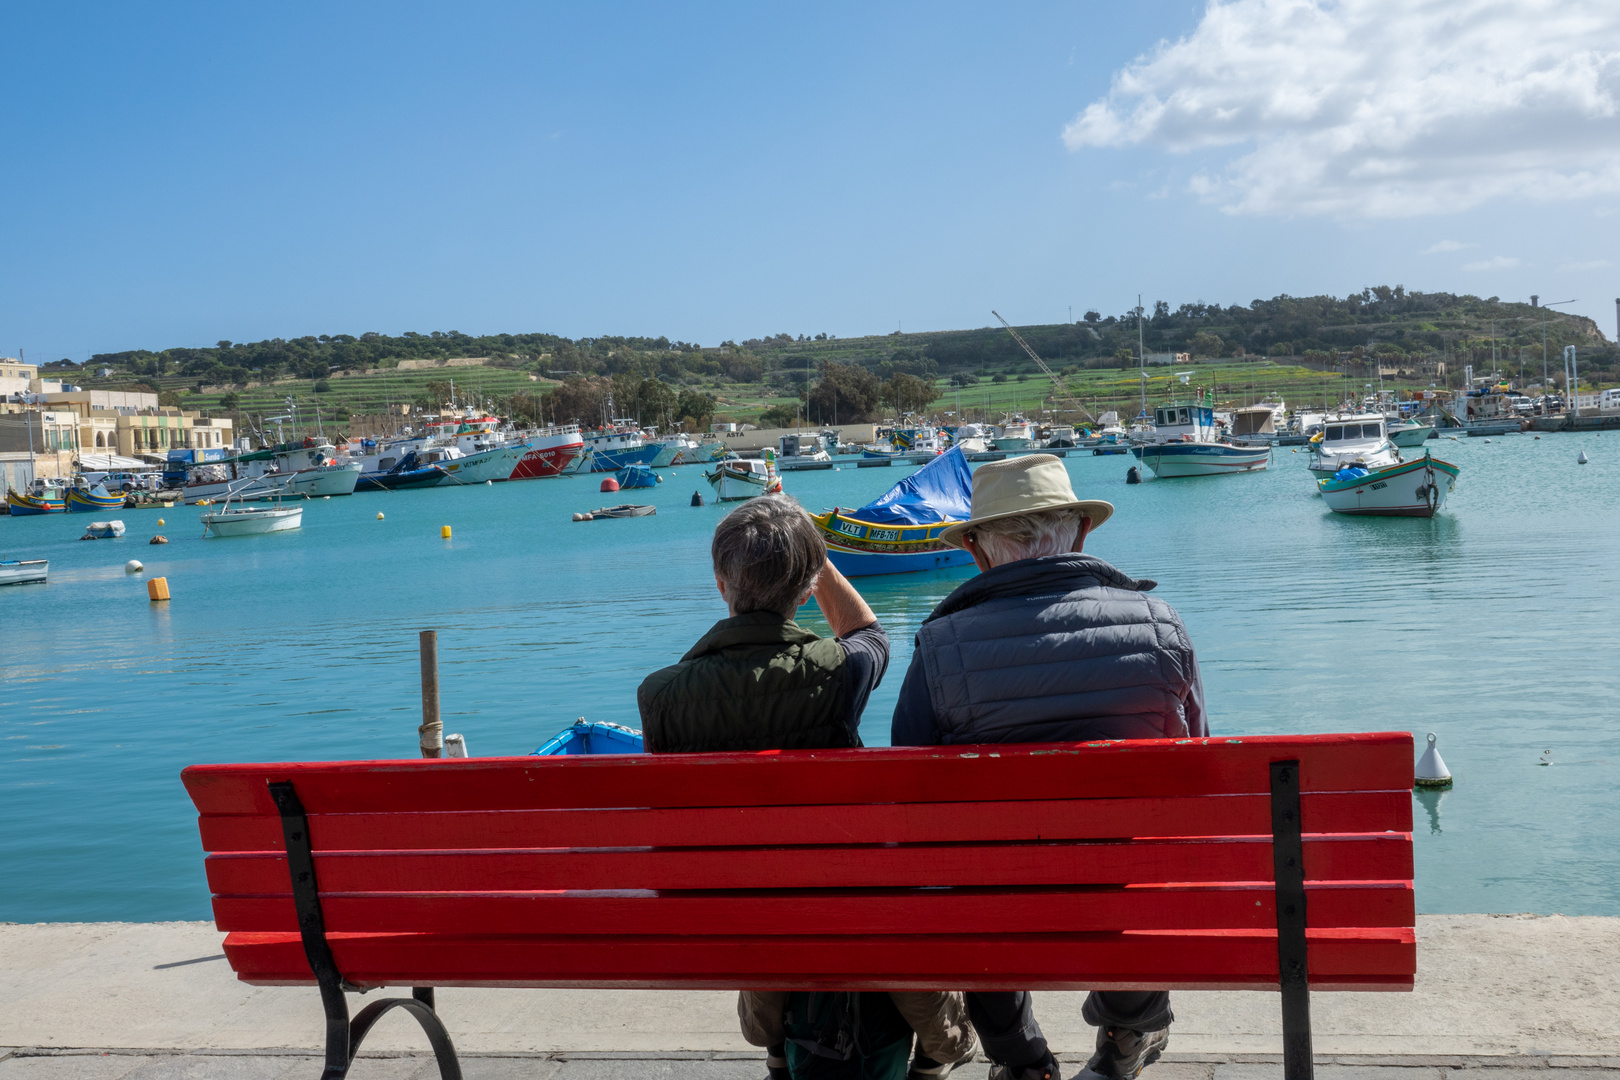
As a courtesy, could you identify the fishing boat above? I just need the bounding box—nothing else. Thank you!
[0,559,48,585]
[533,719,644,755]
[420,416,532,484]
[585,504,656,519]
[66,483,126,512]
[507,424,584,479]
[1387,418,1434,448]
[201,481,303,537]
[355,447,449,491]
[6,481,67,515]
[1306,414,1401,479]
[706,450,783,502]
[1131,401,1271,477]
[952,423,993,454]
[993,414,1036,450]
[777,432,834,470]
[564,421,662,473]
[1318,451,1460,517]
[615,462,658,489]
[645,428,700,468]
[810,446,977,577]
[182,439,361,504]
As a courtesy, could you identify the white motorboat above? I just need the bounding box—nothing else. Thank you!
[182,438,360,504]
[0,559,48,585]
[952,423,993,454]
[706,451,784,501]
[1387,418,1435,448]
[777,432,835,470]
[1318,452,1461,517]
[1307,414,1402,479]
[422,416,532,484]
[81,520,126,539]
[993,414,1036,450]
[201,480,303,537]
[1131,401,1271,478]
[644,427,700,468]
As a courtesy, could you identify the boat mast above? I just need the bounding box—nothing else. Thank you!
[1137,293,1147,419]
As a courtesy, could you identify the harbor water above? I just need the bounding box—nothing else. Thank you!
[2,435,1618,921]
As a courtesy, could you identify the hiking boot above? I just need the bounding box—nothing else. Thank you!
[988,1052,1061,1080]
[1083,1025,1168,1080]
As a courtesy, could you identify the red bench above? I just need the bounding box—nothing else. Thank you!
[182,732,1416,1080]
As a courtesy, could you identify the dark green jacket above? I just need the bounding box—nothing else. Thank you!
[637,611,856,753]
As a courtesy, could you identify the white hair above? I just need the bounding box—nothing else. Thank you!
[967,507,1082,566]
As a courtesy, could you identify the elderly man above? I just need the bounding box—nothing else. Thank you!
[639,495,976,1080]
[890,455,1207,1080]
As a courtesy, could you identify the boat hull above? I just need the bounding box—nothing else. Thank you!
[431,443,530,485]
[710,469,779,501]
[826,543,975,577]
[811,511,972,576]
[1318,456,1460,517]
[509,434,584,479]
[288,462,362,497]
[1388,424,1433,448]
[6,491,66,515]
[67,489,126,512]
[356,466,445,491]
[1132,442,1271,477]
[202,507,304,536]
[570,444,661,473]
[0,559,49,585]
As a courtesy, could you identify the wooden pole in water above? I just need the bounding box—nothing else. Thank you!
[419,630,443,758]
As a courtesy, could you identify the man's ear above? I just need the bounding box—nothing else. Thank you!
[715,575,727,599]
[1073,516,1093,552]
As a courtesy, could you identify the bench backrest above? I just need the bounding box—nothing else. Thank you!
[182,732,1415,992]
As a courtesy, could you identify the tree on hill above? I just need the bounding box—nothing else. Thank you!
[881,372,939,416]
[807,361,881,423]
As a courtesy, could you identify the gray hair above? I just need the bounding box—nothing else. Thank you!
[712,495,827,617]
[966,507,1082,566]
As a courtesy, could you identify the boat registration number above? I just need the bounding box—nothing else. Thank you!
[868,527,902,542]
[1370,481,1387,490]
[833,520,866,538]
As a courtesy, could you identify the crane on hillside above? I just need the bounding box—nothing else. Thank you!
[991,311,1096,424]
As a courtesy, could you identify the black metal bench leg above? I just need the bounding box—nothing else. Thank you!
[1270,760,1313,1080]
[269,780,464,1080]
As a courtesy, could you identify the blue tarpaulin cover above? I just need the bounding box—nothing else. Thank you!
[852,446,973,525]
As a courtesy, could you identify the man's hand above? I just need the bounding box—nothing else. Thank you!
[811,560,877,638]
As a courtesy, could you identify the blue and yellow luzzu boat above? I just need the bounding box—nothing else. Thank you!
[811,446,977,577]
[66,484,126,512]
[6,487,67,515]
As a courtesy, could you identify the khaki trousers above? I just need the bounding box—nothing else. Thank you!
[738,989,977,1064]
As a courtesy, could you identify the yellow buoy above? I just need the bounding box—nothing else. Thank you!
[157,518,165,526]
[147,576,171,602]
[377,512,385,520]
[441,525,452,539]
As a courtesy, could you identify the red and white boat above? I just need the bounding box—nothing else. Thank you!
[509,424,585,479]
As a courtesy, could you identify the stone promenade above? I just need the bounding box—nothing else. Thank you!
[3,915,1617,1078]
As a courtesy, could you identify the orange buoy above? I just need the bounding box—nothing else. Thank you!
[600,478,620,493]
[147,577,170,602]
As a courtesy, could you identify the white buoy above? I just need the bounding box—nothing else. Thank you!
[1414,732,1453,788]
[485,480,493,485]
[1578,450,1589,464]
[571,513,584,521]
[125,559,143,574]
[377,512,385,520]
[1539,749,1553,766]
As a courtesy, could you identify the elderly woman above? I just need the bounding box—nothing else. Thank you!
[638,494,976,1080]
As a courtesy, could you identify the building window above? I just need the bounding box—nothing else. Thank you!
[96,432,105,447]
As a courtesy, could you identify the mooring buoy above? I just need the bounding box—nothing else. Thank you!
[1414,732,1453,788]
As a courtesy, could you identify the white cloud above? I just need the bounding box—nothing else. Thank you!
[1560,258,1614,270]
[1064,0,1620,218]
[1462,255,1521,271]
[1420,240,1473,255]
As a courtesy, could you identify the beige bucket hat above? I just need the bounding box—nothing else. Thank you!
[939,454,1114,549]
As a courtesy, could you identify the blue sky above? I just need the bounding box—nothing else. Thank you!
[3,1,1617,361]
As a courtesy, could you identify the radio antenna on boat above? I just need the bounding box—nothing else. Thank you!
[991,311,1095,423]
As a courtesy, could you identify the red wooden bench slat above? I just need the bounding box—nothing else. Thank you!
[181,733,1414,816]
[203,834,1413,896]
[218,927,1416,991]
[197,790,1414,854]
[210,881,1416,935]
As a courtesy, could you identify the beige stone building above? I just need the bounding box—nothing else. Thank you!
[0,385,234,479]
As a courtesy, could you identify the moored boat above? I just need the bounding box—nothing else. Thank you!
[1317,452,1460,517]
[1131,401,1270,477]
[584,503,656,519]
[615,462,658,489]
[533,719,644,755]
[1307,414,1401,479]
[508,425,585,479]
[66,483,126,512]
[811,446,977,577]
[993,414,1036,450]
[564,421,661,473]
[706,450,783,502]
[1387,419,1434,448]
[6,482,67,515]
[0,558,49,585]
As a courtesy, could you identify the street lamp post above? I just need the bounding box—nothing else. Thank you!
[1540,299,1578,414]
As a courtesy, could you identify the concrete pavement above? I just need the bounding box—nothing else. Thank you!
[3,914,1618,1076]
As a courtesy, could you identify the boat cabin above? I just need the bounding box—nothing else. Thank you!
[1149,402,1218,442]
[1320,415,1388,448]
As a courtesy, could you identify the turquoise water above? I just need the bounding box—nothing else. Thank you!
[3,436,1618,921]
